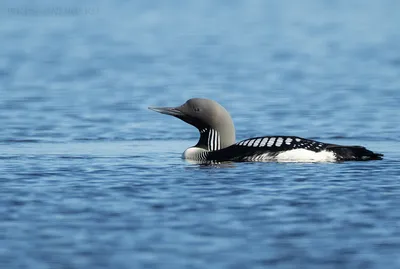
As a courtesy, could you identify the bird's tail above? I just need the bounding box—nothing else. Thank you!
[326,145,383,161]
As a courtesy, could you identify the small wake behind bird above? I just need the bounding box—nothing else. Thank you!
[149,98,383,163]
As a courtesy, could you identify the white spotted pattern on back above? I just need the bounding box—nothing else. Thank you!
[237,137,273,148]
[254,138,262,147]
[236,137,327,154]
[260,138,268,147]
[275,137,284,147]
[267,138,275,147]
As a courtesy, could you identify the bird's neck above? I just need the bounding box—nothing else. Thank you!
[182,126,235,160]
[195,128,221,151]
[195,127,235,151]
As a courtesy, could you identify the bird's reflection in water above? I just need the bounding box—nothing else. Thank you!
[184,159,237,168]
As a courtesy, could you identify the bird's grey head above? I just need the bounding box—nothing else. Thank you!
[149,98,236,150]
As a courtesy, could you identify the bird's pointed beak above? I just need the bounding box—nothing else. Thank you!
[148,106,185,117]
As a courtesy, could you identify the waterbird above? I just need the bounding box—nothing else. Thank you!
[149,98,383,163]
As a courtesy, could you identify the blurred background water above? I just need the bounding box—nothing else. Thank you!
[1,0,400,268]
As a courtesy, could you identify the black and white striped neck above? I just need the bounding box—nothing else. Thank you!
[197,128,222,151]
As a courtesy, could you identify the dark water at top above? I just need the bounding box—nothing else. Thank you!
[1,1,400,268]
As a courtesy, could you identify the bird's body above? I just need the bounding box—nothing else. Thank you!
[183,136,381,163]
[149,98,383,163]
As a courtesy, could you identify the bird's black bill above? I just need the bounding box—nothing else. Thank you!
[148,106,185,117]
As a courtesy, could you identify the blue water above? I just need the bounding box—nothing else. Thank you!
[1,1,400,268]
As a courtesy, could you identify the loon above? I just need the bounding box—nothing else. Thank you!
[149,98,383,163]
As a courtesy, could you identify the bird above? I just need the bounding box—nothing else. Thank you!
[149,98,383,163]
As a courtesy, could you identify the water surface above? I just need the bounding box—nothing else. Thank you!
[1,1,400,268]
